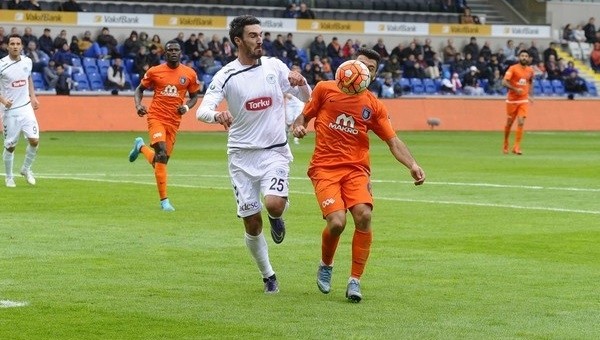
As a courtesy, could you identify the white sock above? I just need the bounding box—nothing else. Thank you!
[3,149,14,178]
[245,232,274,278]
[22,144,38,171]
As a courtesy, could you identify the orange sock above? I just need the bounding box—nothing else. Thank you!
[140,145,155,164]
[154,162,168,200]
[321,227,340,266]
[515,126,524,147]
[351,229,372,279]
[503,125,511,145]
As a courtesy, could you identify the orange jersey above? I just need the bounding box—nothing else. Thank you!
[141,63,200,127]
[504,63,534,103]
[303,80,396,173]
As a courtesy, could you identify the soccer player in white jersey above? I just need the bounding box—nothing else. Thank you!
[197,15,311,294]
[0,34,40,188]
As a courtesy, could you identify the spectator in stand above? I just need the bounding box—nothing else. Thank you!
[123,30,142,59]
[463,66,485,95]
[442,38,458,64]
[297,2,315,19]
[379,74,397,98]
[97,27,119,58]
[173,32,185,51]
[479,41,492,61]
[282,3,298,18]
[53,29,68,53]
[487,69,504,95]
[455,0,468,13]
[8,0,41,10]
[21,27,38,48]
[43,59,59,89]
[425,52,442,79]
[197,32,208,54]
[450,72,463,93]
[301,62,315,86]
[198,49,221,75]
[183,33,201,61]
[53,42,82,75]
[61,0,84,12]
[69,35,80,56]
[390,42,403,60]
[321,57,333,80]
[273,34,286,58]
[453,52,469,78]
[284,33,299,64]
[590,42,600,73]
[0,40,7,59]
[79,30,106,59]
[463,36,479,60]
[572,24,586,43]
[133,46,151,79]
[105,57,130,93]
[150,34,164,56]
[532,61,547,79]
[309,34,327,61]
[527,40,541,65]
[221,37,236,65]
[0,27,6,44]
[326,36,343,69]
[459,7,476,24]
[207,34,223,62]
[564,70,587,95]
[542,41,558,63]
[583,17,596,44]
[501,39,517,65]
[561,60,577,78]
[25,40,48,73]
[562,24,575,43]
[545,54,562,81]
[382,54,402,80]
[402,54,418,79]
[147,45,161,68]
[54,64,71,95]
[372,38,389,61]
[139,32,151,50]
[262,32,275,57]
[342,39,355,59]
[422,38,436,62]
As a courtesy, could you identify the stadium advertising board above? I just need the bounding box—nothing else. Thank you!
[0,10,77,25]
[78,12,153,27]
[491,25,551,38]
[154,15,227,28]
[252,18,296,33]
[364,22,429,36]
[296,19,364,33]
[429,23,492,36]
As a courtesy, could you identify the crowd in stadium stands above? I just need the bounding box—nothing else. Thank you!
[1,10,598,96]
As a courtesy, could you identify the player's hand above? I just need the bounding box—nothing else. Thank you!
[177,104,189,115]
[292,125,307,138]
[215,111,233,130]
[288,71,306,87]
[31,97,39,110]
[410,164,426,186]
[136,104,147,117]
[3,99,13,109]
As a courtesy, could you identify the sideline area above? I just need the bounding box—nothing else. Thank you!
[36,95,600,131]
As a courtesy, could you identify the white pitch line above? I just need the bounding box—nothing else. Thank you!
[32,174,600,215]
[0,300,29,308]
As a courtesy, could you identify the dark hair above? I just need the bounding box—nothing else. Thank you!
[517,49,530,56]
[164,39,181,49]
[229,15,260,48]
[356,47,381,69]
[8,33,22,42]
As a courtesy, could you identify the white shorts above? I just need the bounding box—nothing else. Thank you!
[2,105,39,149]
[228,147,291,218]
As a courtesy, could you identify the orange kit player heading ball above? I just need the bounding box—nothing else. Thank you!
[293,48,426,303]
[502,49,534,155]
[129,40,201,211]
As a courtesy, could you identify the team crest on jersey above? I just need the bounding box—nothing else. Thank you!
[179,77,187,85]
[361,107,372,120]
[275,168,286,177]
[266,74,276,84]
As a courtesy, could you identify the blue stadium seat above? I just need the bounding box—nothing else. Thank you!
[410,78,425,94]
[96,58,110,80]
[122,58,135,74]
[398,78,411,93]
[31,72,45,91]
[540,79,553,96]
[533,81,542,96]
[72,73,90,91]
[551,79,565,96]
[585,81,597,96]
[423,78,436,94]
[130,73,141,89]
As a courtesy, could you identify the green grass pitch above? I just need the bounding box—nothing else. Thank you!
[1,131,599,339]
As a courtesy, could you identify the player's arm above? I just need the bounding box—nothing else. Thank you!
[292,113,312,139]
[28,75,39,110]
[133,84,148,117]
[385,136,426,186]
[0,94,13,109]
[177,90,200,115]
[196,81,232,130]
[288,70,311,102]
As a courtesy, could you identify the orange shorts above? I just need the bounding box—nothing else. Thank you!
[506,102,528,119]
[147,118,178,155]
[308,167,373,217]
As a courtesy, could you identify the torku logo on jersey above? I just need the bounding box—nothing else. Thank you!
[245,97,272,111]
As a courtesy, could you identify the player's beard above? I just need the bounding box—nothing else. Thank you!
[519,58,529,66]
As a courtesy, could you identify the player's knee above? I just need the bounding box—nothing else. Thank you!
[29,139,39,147]
[154,150,169,163]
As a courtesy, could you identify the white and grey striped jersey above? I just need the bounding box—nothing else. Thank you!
[0,55,33,113]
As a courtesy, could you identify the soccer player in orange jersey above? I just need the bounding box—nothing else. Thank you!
[293,48,426,303]
[502,49,534,155]
[129,40,201,211]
